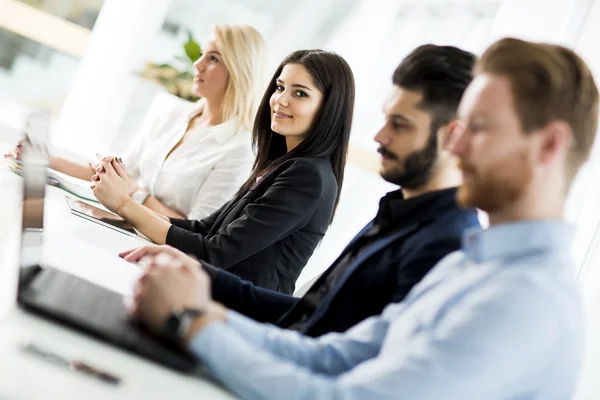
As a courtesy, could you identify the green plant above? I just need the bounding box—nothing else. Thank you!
[139,31,202,102]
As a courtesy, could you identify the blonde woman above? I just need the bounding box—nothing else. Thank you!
[6,24,268,220]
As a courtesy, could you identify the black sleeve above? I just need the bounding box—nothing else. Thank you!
[165,161,324,270]
[390,238,461,304]
[169,204,223,235]
[203,263,300,324]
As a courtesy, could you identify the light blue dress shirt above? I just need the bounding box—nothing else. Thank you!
[190,220,583,400]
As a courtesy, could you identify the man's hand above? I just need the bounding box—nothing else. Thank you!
[119,244,191,263]
[129,249,217,338]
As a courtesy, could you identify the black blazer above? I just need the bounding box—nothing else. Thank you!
[166,156,337,294]
[204,189,480,337]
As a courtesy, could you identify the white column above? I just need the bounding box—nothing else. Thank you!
[265,0,340,68]
[52,0,173,159]
[328,0,405,110]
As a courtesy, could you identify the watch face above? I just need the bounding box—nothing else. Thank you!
[164,308,203,342]
[132,190,148,204]
[164,310,183,340]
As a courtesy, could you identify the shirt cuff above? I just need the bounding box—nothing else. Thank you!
[202,262,220,281]
[188,310,268,355]
[168,217,194,231]
[165,223,207,263]
[165,224,190,247]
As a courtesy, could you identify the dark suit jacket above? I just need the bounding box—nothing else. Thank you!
[166,156,337,294]
[205,188,480,337]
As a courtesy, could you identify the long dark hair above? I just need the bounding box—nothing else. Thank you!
[237,49,355,221]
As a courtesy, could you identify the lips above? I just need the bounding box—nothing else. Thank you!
[377,146,397,160]
[274,110,292,119]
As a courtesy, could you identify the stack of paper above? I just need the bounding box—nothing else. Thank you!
[4,157,22,175]
[4,157,98,203]
[47,169,98,203]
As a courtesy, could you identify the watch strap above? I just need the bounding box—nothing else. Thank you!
[164,307,204,343]
[131,188,149,204]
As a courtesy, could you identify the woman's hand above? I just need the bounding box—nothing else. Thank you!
[92,155,140,195]
[91,159,132,214]
[3,138,27,161]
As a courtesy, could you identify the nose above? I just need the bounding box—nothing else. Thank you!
[193,57,205,72]
[373,124,391,147]
[273,89,289,107]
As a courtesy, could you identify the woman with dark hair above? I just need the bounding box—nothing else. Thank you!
[98,49,355,294]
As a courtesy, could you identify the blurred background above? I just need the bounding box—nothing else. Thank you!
[0,1,599,397]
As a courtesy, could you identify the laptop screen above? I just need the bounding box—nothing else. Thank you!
[21,111,49,229]
[18,111,50,269]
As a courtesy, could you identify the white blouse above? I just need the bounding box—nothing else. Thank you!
[121,103,254,220]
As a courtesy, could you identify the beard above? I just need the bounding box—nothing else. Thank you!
[457,149,533,212]
[379,132,438,190]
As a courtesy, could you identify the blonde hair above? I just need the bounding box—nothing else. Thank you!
[477,38,599,186]
[212,24,268,133]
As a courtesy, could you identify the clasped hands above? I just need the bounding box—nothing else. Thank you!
[123,245,226,345]
[4,144,138,214]
[3,138,26,160]
[91,155,139,213]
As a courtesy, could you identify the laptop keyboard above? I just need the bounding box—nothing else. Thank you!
[20,267,197,371]
[28,268,138,342]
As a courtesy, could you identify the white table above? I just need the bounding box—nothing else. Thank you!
[0,144,236,399]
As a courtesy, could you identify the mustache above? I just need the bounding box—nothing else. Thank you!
[377,146,398,160]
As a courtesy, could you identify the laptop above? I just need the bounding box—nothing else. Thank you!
[14,112,197,372]
[4,114,135,235]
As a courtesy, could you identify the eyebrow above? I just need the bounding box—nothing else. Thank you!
[206,50,221,56]
[387,113,413,124]
[276,79,314,92]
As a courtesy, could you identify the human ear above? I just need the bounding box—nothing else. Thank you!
[440,119,465,152]
[537,120,573,165]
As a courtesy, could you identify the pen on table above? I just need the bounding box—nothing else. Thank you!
[20,342,122,386]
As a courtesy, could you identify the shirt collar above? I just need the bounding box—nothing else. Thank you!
[375,187,461,227]
[185,101,242,144]
[462,220,573,263]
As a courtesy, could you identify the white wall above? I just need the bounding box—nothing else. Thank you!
[567,1,600,398]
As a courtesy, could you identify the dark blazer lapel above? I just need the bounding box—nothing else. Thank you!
[306,221,421,324]
[277,221,376,323]
[339,221,375,256]
[211,178,269,230]
[211,184,264,230]
[301,221,375,291]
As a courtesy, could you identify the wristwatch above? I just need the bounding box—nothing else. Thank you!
[164,307,204,343]
[131,188,149,204]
